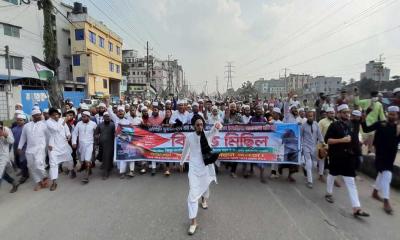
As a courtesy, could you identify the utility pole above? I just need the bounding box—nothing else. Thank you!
[282,68,290,94]
[4,46,11,119]
[216,76,219,94]
[225,62,234,92]
[167,54,173,95]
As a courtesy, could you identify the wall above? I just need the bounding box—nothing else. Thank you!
[0,2,44,79]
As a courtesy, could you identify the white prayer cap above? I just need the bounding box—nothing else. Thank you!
[326,107,335,113]
[263,102,268,106]
[133,101,138,105]
[298,108,305,112]
[15,110,23,114]
[273,107,281,114]
[177,99,185,105]
[16,103,23,107]
[142,106,148,111]
[103,112,109,116]
[352,110,362,117]
[139,103,144,107]
[388,106,399,112]
[31,109,41,115]
[82,111,90,116]
[16,114,26,120]
[293,94,298,97]
[393,87,400,94]
[192,102,199,107]
[117,106,125,112]
[310,109,316,112]
[198,99,204,103]
[289,104,297,110]
[98,103,106,108]
[337,104,349,112]
[165,100,172,104]
[32,106,40,110]
[125,104,130,108]
[268,103,274,107]
[152,102,159,107]
[144,100,150,104]
[212,106,218,111]
[243,105,250,110]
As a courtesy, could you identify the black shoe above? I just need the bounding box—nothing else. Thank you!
[70,170,77,179]
[50,182,58,191]
[9,184,19,193]
[81,178,89,184]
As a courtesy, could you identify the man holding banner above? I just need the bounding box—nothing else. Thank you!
[180,115,222,235]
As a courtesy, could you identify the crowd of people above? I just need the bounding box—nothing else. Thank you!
[0,87,399,234]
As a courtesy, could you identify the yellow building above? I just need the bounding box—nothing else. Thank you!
[69,8,122,98]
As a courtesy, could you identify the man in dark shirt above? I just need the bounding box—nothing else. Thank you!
[362,106,400,214]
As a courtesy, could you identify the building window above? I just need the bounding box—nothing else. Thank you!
[116,65,120,73]
[5,56,23,70]
[109,42,113,52]
[3,24,20,38]
[89,31,96,44]
[99,36,105,48]
[68,38,71,46]
[76,77,85,83]
[132,71,135,75]
[103,79,108,89]
[109,62,114,72]
[69,64,72,72]
[75,29,84,40]
[116,46,121,55]
[72,54,80,66]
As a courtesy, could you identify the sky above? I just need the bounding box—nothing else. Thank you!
[65,0,400,92]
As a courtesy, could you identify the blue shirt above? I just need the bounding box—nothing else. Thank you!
[11,125,25,151]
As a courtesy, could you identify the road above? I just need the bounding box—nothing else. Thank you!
[0,166,399,240]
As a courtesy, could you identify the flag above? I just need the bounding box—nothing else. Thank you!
[31,56,54,81]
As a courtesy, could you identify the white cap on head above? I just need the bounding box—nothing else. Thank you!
[192,102,199,107]
[393,87,400,94]
[263,102,268,106]
[388,106,399,112]
[15,110,23,114]
[32,106,40,110]
[98,103,106,108]
[139,103,144,108]
[177,99,186,105]
[243,105,250,110]
[142,106,148,111]
[326,107,335,113]
[337,104,349,112]
[198,99,204,103]
[352,110,362,117]
[144,100,150,104]
[125,104,130,108]
[103,112,109,116]
[298,108,305,112]
[152,102,159,107]
[16,114,26,120]
[16,103,23,107]
[269,103,274,107]
[212,106,218,111]
[133,101,138,105]
[273,107,281,114]
[165,100,172,104]
[82,111,90,116]
[289,104,297,110]
[117,106,125,112]
[293,94,298,97]
[31,109,41,115]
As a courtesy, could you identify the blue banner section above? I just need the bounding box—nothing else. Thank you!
[20,90,85,113]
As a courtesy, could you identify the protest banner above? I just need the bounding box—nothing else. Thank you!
[115,123,301,164]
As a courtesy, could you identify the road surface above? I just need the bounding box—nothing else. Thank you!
[0,167,399,240]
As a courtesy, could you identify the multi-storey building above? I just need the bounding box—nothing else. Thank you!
[360,60,390,82]
[68,2,123,98]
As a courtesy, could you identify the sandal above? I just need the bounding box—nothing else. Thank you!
[353,209,370,218]
[325,194,334,203]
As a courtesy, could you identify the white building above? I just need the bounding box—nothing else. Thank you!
[254,78,286,97]
[286,74,312,91]
[0,0,44,81]
[304,76,342,96]
[360,60,390,82]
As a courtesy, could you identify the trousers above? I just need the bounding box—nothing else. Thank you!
[26,151,47,183]
[374,171,392,199]
[304,151,324,183]
[188,188,209,219]
[327,174,360,208]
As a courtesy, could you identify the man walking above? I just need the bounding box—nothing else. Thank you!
[95,112,115,180]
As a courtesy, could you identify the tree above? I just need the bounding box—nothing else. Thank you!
[39,0,64,109]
